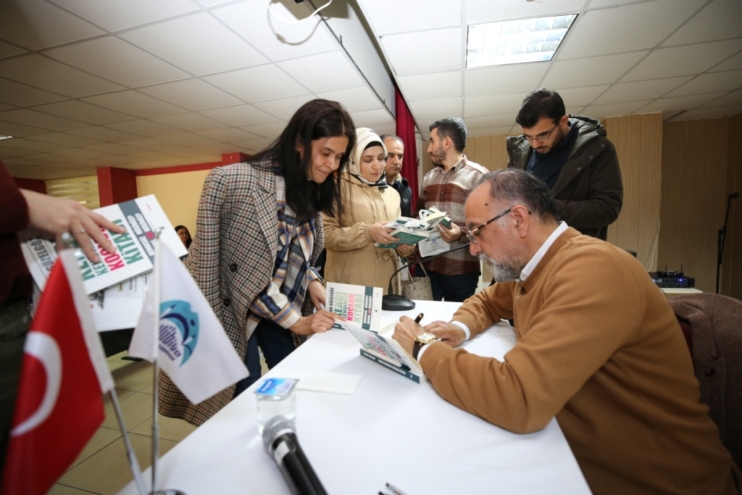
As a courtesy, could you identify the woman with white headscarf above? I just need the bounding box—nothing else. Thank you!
[323,128,412,294]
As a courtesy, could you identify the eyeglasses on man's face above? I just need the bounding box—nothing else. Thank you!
[464,207,513,245]
[522,124,557,144]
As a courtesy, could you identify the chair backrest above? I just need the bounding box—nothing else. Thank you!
[669,293,742,470]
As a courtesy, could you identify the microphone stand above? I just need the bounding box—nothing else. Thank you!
[716,192,739,294]
[382,243,470,311]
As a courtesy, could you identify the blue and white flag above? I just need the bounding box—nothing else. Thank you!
[129,242,248,404]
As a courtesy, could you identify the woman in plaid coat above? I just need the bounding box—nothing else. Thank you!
[159,100,356,426]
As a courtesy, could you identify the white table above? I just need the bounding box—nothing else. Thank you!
[120,301,589,495]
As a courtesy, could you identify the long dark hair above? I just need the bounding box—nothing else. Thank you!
[251,99,355,221]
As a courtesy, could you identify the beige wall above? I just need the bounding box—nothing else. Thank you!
[136,169,211,238]
[604,113,663,270]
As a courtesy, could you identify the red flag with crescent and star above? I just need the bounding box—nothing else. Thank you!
[1,250,113,495]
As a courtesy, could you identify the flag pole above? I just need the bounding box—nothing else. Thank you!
[62,233,148,495]
[109,389,148,495]
[151,231,162,494]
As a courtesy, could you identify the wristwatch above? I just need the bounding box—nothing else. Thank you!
[412,332,439,360]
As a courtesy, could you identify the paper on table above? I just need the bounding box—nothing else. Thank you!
[276,369,362,395]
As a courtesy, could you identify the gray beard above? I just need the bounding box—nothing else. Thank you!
[479,253,522,283]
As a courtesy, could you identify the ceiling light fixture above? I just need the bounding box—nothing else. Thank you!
[0,135,13,141]
[467,14,577,68]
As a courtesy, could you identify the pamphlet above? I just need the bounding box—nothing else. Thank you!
[325,282,383,330]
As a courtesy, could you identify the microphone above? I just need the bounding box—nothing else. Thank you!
[262,416,328,495]
[383,243,471,311]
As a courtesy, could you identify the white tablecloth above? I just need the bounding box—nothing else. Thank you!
[119,300,590,494]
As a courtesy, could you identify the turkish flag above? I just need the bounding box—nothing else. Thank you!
[1,251,113,495]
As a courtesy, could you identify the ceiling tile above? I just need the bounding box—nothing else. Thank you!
[465,93,537,118]
[200,104,282,127]
[358,0,460,36]
[45,37,189,87]
[104,120,181,137]
[588,0,660,8]
[665,70,742,97]
[397,72,462,102]
[196,128,261,142]
[0,109,88,131]
[25,132,106,148]
[116,138,196,154]
[150,113,228,132]
[205,65,310,102]
[315,86,383,113]
[56,148,117,159]
[349,109,395,129]
[381,28,462,77]
[700,89,742,108]
[0,55,124,98]
[637,92,728,113]
[82,91,184,118]
[0,103,16,112]
[0,145,38,158]
[667,105,742,121]
[212,2,338,62]
[158,132,223,148]
[622,39,742,81]
[254,95,317,121]
[464,114,517,129]
[581,100,653,119]
[235,138,272,153]
[278,52,363,93]
[543,51,648,88]
[465,0,588,23]
[66,126,143,142]
[33,100,135,125]
[120,13,267,76]
[465,64,549,97]
[0,79,67,107]
[409,98,463,120]
[240,122,288,140]
[711,51,742,72]
[138,79,243,111]
[0,40,26,59]
[553,85,610,107]
[593,76,693,105]
[663,0,742,46]
[0,0,103,50]
[0,121,51,138]
[49,0,199,32]
[0,137,71,152]
[558,0,704,59]
[86,142,149,155]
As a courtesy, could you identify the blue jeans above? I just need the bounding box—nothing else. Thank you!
[233,318,296,397]
[426,269,480,302]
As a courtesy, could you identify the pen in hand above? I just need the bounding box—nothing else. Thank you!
[414,313,424,325]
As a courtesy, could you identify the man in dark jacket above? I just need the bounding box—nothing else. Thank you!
[381,134,413,217]
[506,88,623,240]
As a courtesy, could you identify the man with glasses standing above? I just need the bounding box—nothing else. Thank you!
[507,88,623,240]
[393,169,741,495]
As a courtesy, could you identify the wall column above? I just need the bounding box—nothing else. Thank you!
[97,167,137,207]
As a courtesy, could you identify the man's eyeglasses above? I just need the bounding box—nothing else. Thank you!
[464,207,512,245]
[522,125,557,144]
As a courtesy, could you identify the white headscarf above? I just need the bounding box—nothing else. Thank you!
[348,127,389,188]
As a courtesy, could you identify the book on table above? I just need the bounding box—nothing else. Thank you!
[337,320,425,384]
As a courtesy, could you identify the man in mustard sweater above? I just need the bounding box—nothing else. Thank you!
[393,169,741,494]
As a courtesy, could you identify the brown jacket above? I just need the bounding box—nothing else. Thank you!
[421,228,740,494]
[323,173,401,294]
[158,162,324,426]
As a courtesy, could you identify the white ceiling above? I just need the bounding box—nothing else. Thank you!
[1,0,741,180]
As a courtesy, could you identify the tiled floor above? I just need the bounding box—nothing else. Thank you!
[47,352,197,495]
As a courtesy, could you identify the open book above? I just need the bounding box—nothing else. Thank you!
[338,320,425,384]
[375,207,452,249]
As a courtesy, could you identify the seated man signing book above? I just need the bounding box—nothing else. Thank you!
[392,169,741,495]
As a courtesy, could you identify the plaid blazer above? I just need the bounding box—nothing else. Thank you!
[158,161,324,426]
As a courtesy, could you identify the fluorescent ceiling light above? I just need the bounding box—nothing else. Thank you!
[0,135,12,141]
[467,14,577,68]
